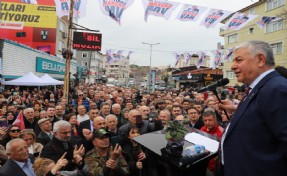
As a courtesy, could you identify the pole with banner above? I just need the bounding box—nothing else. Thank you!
[63,0,75,101]
[151,70,156,93]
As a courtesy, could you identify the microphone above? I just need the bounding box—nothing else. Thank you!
[197,78,229,93]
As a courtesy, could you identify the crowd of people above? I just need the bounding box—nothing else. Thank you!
[0,40,286,176]
[0,79,242,176]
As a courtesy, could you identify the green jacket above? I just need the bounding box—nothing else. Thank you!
[84,148,129,176]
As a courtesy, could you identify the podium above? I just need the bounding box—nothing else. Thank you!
[133,128,218,176]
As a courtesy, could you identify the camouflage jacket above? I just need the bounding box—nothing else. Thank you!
[84,148,129,176]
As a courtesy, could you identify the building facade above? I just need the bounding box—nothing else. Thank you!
[75,51,106,83]
[0,39,77,82]
[104,56,130,86]
[219,0,287,85]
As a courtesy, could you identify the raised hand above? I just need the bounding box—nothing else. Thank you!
[73,144,85,157]
[136,161,143,169]
[106,159,117,169]
[110,144,122,161]
[82,129,93,140]
[51,152,68,174]
[137,151,146,161]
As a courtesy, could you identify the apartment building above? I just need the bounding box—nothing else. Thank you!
[219,0,287,85]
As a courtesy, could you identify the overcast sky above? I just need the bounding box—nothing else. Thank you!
[78,0,258,67]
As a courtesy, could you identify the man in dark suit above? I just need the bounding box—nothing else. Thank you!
[40,120,85,171]
[36,118,53,146]
[0,138,35,176]
[220,41,287,176]
[78,108,99,138]
[186,107,204,130]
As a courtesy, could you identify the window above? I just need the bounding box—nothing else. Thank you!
[270,42,283,54]
[248,27,254,35]
[228,34,238,44]
[82,52,88,58]
[249,7,255,14]
[266,0,284,11]
[226,70,236,79]
[82,61,88,67]
[266,19,283,33]
[58,41,63,51]
[59,21,64,32]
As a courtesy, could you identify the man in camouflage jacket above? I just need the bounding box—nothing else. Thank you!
[84,129,129,176]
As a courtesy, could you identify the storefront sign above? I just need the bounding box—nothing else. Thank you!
[36,57,65,74]
[204,74,213,81]
[73,32,102,51]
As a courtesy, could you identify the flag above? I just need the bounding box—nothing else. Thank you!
[223,13,258,30]
[127,51,133,60]
[12,111,25,130]
[106,49,114,64]
[196,51,206,68]
[54,0,87,18]
[172,53,180,66]
[114,50,123,60]
[176,4,207,22]
[200,9,232,28]
[142,0,180,22]
[21,0,37,4]
[99,0,134,25]
[256,16,277,29]
[212,50,223,69]
[184,52,193,66]
[224,48,234,61]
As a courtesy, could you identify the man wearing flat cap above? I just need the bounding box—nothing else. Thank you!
[156,99,167,113]
[36,118,53,146]
[84,129,129,176]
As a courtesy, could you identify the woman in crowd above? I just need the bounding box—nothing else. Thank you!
[121,108,130,126]
[0,125,20,147]
[122,126,147,176]
[19,129,43,157]
[34,153,89,176]
[3,111,15,125]
[65,113,82,145]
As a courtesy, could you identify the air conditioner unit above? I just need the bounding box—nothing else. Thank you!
[62,32,68,39]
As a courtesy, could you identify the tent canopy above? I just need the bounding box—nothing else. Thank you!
[3,72,64,86]
[40,74,64,85]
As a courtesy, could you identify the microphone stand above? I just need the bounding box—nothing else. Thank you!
[212,89,230,120]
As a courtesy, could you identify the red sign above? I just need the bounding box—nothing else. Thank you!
[73,32,102,51]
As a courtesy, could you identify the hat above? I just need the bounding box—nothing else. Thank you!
[157,99,166,104]
[92,129,110,139]
[38,118,50,125]
[49,100,55,103]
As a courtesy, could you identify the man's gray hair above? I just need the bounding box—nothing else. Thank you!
[128,109,140,117]
[202,108,216,119]
[6,138,25,154]
[106,114,118,121]
[159,109,171,117]
[24,108,34,114]
[53,120,71,133]
[235,40,275,66]
[112,103,121,109]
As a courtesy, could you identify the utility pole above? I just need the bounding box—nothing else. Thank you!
[63,0,74,101]
[142,42,160,93]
